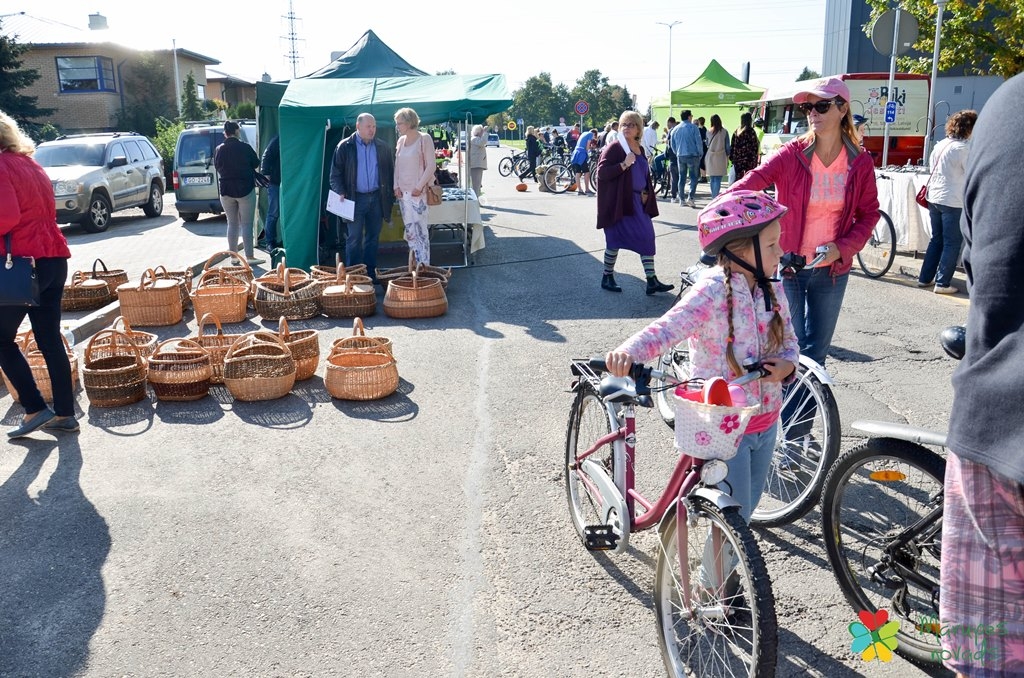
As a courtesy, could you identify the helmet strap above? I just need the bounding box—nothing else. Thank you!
[721,235,775,312]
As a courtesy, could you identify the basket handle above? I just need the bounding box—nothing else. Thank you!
[224,330,289,360]
[335,259,347,283]
[85,328,143,365]
[152,337,208,357]
[111,315,135,334]
[343,273,355,296]
[407,249,416,273]
[352,317,367,337]
[204,250,251,274]
[138,268,157,290]
[196,312,225,337]
[278,317,291,341]
[70,270,86,286]
[283,266,292,295]
[329,336,396,363]
[91,258,111,276]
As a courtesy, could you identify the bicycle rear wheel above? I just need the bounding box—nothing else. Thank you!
[751,365,840,526]
[857,210,897,278]
[565,382,616,541]
[497,157,514,177]
[655,496,778,678]
[544,163,574,194]
[821,438,945,665]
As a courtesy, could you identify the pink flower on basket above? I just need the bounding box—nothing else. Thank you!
[695,431,712,446]
[720,414,741,434]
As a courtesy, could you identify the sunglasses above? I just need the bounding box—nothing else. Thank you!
[798,99,841,114]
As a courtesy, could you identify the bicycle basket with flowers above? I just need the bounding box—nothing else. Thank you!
[671,377,758,460]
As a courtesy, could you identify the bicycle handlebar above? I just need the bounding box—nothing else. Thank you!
[587,357,768,388]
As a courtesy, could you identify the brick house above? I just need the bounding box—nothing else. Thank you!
[0,12,244,134]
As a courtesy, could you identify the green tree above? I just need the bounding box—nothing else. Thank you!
[511,72,557,127]
[116,54,175,137]
[797,67,821,81]
[180,71,204,121]
[864,0,1024,78]
[228,101,256,120]
[0,20,55,140]
[570,70,633,129]
[153,117,184,187]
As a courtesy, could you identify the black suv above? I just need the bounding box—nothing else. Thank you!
[34,132,165,233]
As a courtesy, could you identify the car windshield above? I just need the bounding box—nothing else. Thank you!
[178,131,220,167]
[35,143,106,167]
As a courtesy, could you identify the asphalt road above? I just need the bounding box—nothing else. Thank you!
[1,148,967,677]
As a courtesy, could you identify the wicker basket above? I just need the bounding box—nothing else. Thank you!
[87,317,158,371]
[82,329,148,407]
[191,269,250,323]
[146,338,213,402]
[152,265,194,310]
[189,313,244,384]
[331,317,393,355]
[1,332,80,403]
[253,263,321,321]
[321,270,377,318]
[203,251,255,285]
[90,258,129,298]
[116,269,184,327]
[62,271,112,312]
[325,337,399,401]
[223,331,296,401]
[376,251,452,289]
[383,271,448,319]
[311,253,367,282]
[277,317,320,381]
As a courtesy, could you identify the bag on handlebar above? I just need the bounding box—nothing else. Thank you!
[671,381,758,460]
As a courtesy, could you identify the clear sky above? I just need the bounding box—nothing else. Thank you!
[12,0,828,109]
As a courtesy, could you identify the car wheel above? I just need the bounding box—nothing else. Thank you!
[142,182,164,217]
[79,193,112,233]
[179,212,199,223]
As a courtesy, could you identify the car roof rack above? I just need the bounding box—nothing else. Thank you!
[183,119,257,129]
[52,131,143,141]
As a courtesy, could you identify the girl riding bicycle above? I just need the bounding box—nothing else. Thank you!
[605,191,799,521]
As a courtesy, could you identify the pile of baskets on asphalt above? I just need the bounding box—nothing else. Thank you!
[5,252,453,408]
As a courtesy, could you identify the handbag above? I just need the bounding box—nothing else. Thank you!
[426,182,443,206]
[917,142,954,208]
[0,234,40,307]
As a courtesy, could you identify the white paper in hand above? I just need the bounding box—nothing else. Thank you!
[326,190,355,221]
[618,134,632,159]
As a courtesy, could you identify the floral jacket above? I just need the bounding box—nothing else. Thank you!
[616,269,800,416]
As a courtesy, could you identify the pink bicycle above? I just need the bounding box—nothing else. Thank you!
[566,358,778,677]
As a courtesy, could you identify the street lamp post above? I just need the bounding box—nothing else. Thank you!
[924,0,948,167]
[656,21,681,118]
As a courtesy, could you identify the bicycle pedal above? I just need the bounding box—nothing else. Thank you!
[583,525,619,551]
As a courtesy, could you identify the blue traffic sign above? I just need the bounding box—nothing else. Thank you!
[575,100,590,116]
[885,101,897,124]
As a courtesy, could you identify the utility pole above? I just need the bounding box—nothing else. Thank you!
[924,0,947,167]
[656,21,681,118]
[283,0,303,78]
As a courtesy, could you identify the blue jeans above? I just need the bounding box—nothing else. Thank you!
[346,191,383,278]
[677,155,700,201]
[265,184,280,247]
[0,258,74,417]
[709,175,723,198]
[920,203,963,288]
[783,267,849,367]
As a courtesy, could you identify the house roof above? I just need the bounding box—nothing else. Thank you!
[206,68,255,86]
[0,11,219,64]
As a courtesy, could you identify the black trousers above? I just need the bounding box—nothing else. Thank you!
[0,257,74,416]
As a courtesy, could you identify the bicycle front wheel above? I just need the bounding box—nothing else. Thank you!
[751,365,840,526]
[497,157,513,177]
[857,210,897,278]
[655,496,778,678]
[565,382,616,542]
[821,438,946,665]
[544,163,574,194]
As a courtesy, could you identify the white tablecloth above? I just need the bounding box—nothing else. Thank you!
[429,188,484,253]
[875,170,932,251]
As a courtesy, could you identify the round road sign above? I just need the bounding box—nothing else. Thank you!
[507,121,517,131]
[575,100,590,116]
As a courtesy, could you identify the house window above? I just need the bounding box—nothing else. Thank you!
[56,56,116,93]
[197,84,206,100]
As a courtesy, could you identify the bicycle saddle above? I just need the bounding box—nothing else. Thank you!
[940,325,966,361]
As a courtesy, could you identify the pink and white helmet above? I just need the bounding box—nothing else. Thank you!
[697,190,789,255]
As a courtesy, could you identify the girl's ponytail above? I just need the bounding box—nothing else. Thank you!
[720,261,744,378]
[764,284,785,353]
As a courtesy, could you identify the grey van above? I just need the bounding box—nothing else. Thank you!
[173,120,258,222]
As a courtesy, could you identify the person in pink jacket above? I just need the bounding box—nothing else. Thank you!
[731,76,878,368]
[605,191,799,522]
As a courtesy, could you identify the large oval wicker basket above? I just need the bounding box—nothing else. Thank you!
[376,251,452,289]
[116,269,183,327]
[311,253,367,282]
[152,265,194,311]
[223,331,296,401]
[383,271,448,319]
[277,318,320,381]
[321,271,377,318]
[82,329,148,407]
[1,332,80,404]
[90,258,129,299]
[146,338,213,402]
[62,271,112,311]
[331,317,393,355]
[325,337,398,401]
[253,264,321,321]
[191,269,250,323]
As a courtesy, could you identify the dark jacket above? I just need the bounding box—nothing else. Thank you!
[329,133,395,219]
[595,141,658,230]
[525,134,542,160]
[948,73,1024,484]
[214,136,260,198]
[260,135,281,186]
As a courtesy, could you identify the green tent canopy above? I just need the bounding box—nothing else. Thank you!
[275,73,512,270]
[651,60,765,135]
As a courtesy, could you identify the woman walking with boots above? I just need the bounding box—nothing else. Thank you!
[595,110,674,295]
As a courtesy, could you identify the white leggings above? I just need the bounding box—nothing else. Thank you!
[221,191,256,258]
